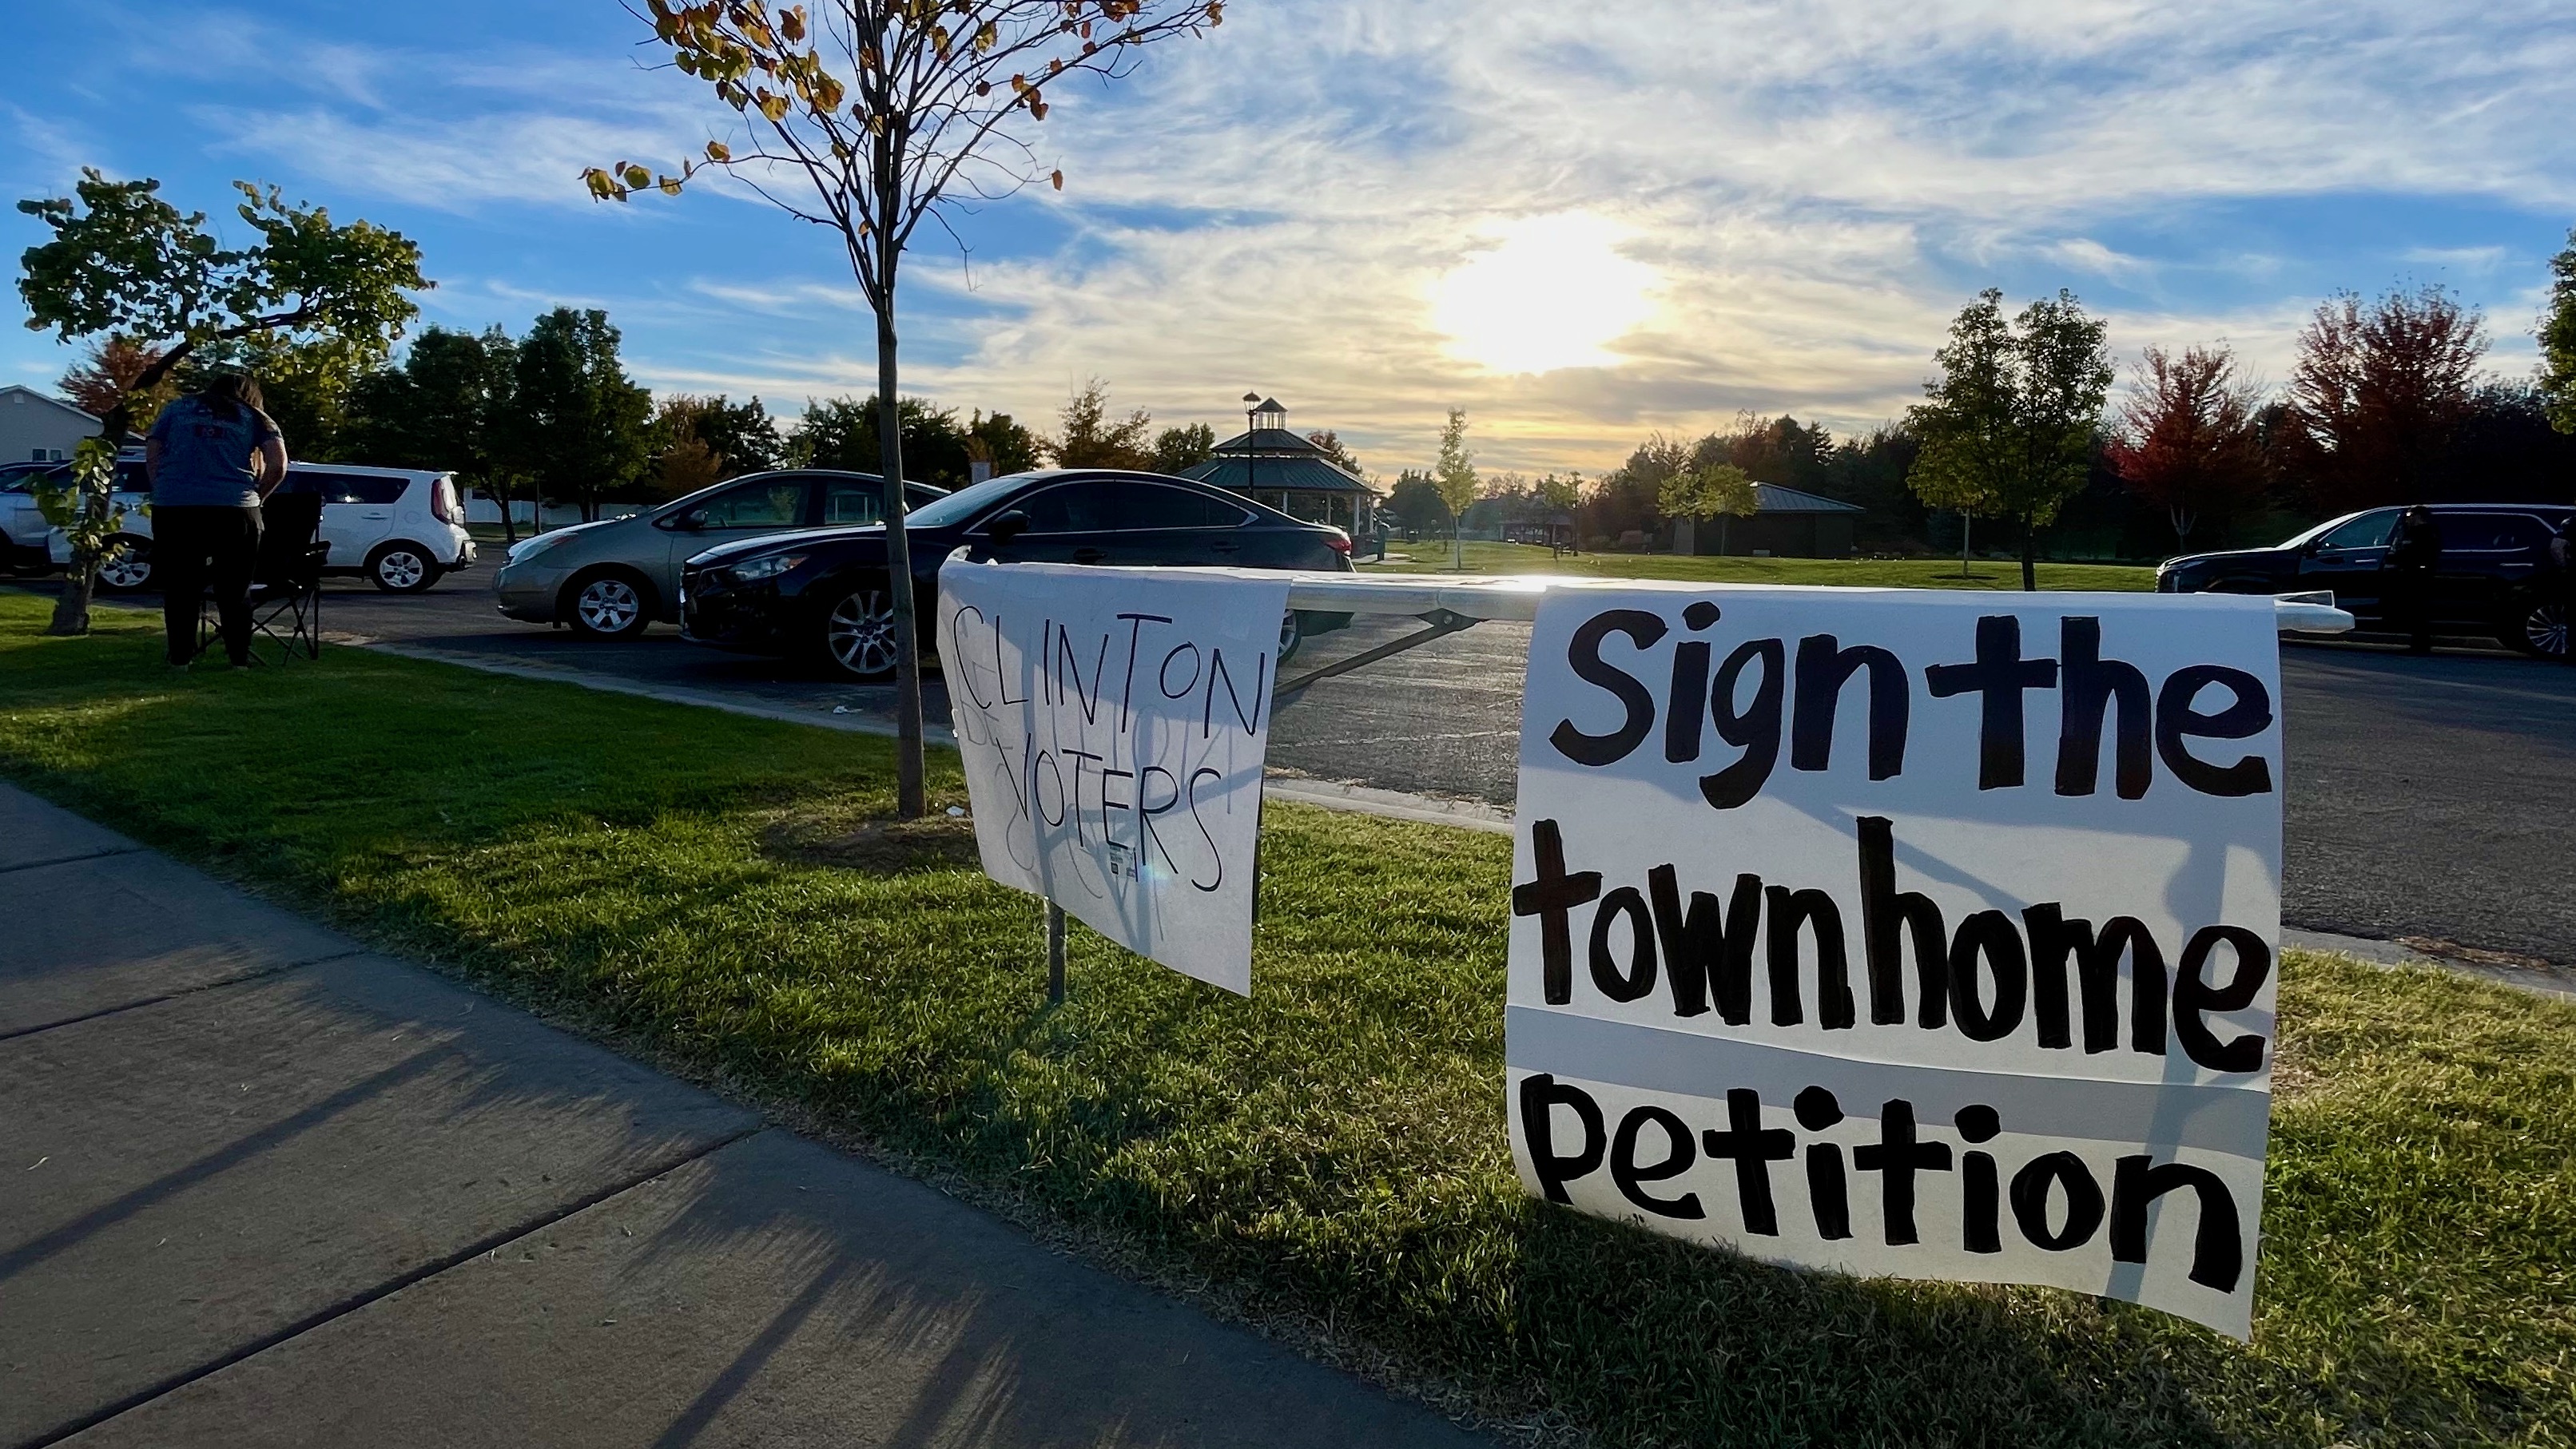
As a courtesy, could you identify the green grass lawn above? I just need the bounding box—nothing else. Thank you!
[2,590,2568,1448]
[1367,539,2160,592]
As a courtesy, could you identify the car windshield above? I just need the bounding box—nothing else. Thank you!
[901,473,1030,530]
[2280,511,2387,550]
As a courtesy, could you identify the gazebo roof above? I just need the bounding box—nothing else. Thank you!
[1210,427,1331,457]
[1179,454,1375,496]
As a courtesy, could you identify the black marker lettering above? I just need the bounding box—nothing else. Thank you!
[1955,1105,2003,1254]
[2011,1152,2105,1252]
[2156,665,2273,797]
[1795,1087,1851,1240]
[1947,909,2029,1042]
[1858,816,1949,1028]
[2173,925,2270,1073]
[1701,638,1784,808]
[1791,634,1910,779]
[1699,1089,1793,1234]
[1519,1074,1606,1205]
[2111,1155,2244,1291]
[2056,617,2150,798]
[1513,820,1603,1006]
[1588,887,1658,1002]
[1612,1106,1705,1220]
[1852,1098,1951,1245]
[1551,609,1667,767]
[1765,886,1854,1030]
[1924,614,2058,790]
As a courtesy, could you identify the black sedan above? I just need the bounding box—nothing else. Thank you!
[678,468,1356,678]
[2157,502,2573,657]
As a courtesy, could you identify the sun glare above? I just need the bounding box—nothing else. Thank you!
[1428,213,1661,375]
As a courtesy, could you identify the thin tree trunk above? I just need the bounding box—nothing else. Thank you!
[2021,510,2037,591]
[1959,512,1972,578]
[876,288,926,821]
[46,395,141,637]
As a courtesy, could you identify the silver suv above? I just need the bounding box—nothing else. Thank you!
[493,470,946,638]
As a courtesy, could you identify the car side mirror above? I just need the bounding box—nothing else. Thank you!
[984,509,1030,543]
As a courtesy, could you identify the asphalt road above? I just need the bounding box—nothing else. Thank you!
[82,571,2576,965]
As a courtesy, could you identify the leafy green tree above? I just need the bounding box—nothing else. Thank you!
[501,308,651,523]
[1433,408,1477,569]
[346,325,523,538]
[693,395,785,475]
[14,168,425,633]
[1048,379,1154,469]
[796,395,971,485]
[1906,288,2113,590]
[592,0,1224,820]
[1659,461,1756,554]
[966,409,1042,478]
[2536,229,2576,435]
[1306,429,1363,477]
[1538,471,1582,513]
[1150,422,1214,474]
[1387,469,1445,538]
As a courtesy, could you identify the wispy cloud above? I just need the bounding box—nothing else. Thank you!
[9,0,2574,474]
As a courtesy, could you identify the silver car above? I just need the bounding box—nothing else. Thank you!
[494,470,946,637]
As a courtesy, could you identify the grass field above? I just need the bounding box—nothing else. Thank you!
[1367,539,2161,592]
[3,589,2569,1448]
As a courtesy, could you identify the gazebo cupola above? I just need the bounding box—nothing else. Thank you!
[1179,395,1377,534]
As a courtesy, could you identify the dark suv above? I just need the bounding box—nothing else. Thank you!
[679,468,1357,679]
[2155,503,2573,657]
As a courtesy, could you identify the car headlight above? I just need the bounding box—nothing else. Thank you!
[729,553,806,582]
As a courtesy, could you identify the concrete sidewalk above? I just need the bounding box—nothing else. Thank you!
[0,784,1488,1449]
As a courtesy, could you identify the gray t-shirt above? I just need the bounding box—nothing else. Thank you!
[147,397,282,508]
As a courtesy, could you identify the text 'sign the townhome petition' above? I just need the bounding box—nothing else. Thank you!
[1509,587,2282,1338]
[941,558,1290,994]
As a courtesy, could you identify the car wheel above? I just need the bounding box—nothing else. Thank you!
[93,536,154,593]
[1278,609,1304,665]
[564,569,655,639]
[821,586,902,680]
[368,542,440,593]
[2507,600,2569,660]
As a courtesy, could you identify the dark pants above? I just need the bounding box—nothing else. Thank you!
[155,505,263,665]
[2380,563,2435,652]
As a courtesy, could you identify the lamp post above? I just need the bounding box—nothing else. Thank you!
[1242,391,1261,508]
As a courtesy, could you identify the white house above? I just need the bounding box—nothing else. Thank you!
[0,386,102,463]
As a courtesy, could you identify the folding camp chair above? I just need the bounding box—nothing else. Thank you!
[197,490,327,665]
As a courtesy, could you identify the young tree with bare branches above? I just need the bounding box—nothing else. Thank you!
[2108,344,2265,550]
[589,0,1225,819]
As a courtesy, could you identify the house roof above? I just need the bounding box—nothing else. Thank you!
[0,385,100,426]
[1751,482,1864,514]
[1179,454,1377,496]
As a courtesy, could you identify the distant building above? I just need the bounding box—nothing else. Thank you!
[1179,398,1376,534]
[1672,483,1864,558]
[0,386,101,463]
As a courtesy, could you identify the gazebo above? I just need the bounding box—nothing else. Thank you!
[1179,398,1376,534]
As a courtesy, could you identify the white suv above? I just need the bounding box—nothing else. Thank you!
[35,462,478,593]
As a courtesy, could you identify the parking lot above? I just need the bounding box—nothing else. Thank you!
[54,570,2576,967]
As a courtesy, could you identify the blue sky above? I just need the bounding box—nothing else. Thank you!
[6,0,2574,477]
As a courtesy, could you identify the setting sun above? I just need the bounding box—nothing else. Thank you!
[1427,212,1662,375]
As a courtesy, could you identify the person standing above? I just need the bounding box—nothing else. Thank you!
[2380,504,2440,655]
[143,373,288,667]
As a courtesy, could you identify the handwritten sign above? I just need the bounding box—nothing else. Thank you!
[1508,587,2281,1337]
[940,558,1291,995]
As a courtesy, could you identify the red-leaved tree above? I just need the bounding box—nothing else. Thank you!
[2284,284,2487,511]
[2108,344,2265,550]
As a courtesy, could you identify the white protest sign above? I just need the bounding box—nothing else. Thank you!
[939,558,1291,995]
[1507,586,2282,1337]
